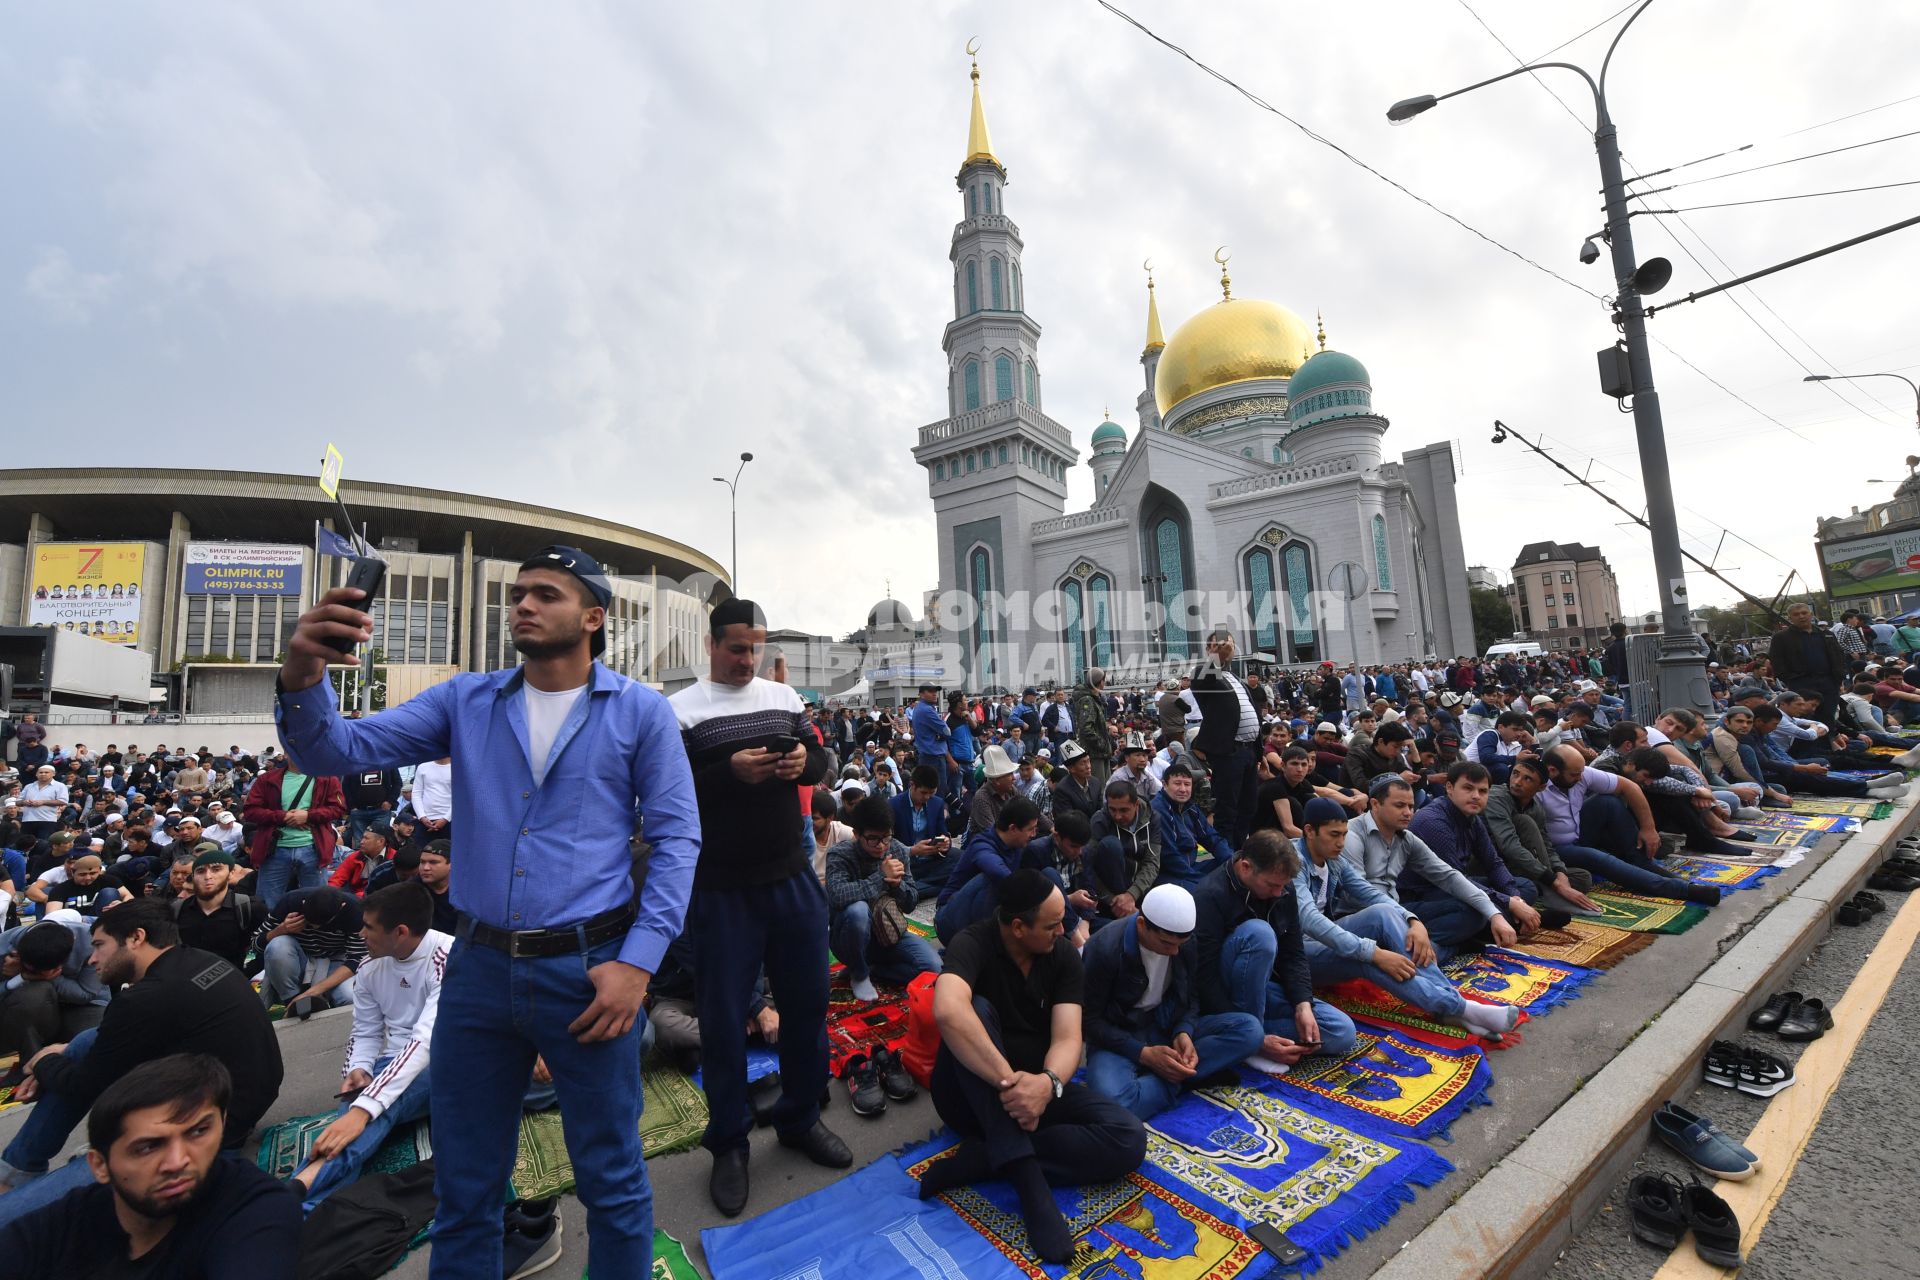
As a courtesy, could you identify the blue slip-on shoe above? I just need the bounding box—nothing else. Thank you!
[1652,1102,1757,1180]
[1658,1101,1759,1171]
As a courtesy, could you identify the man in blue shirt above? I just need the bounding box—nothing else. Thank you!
[909,683,954,797]
[273,546,700,1280]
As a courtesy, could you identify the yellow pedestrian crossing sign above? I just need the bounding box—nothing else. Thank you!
[319,445,345,499]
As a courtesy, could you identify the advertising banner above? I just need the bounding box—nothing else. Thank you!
[1818,527,1920,599]
[29,543,146,645]
[185,542,305,596]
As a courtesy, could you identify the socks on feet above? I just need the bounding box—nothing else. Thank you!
[1005,1156,1073,1263]
[916,1141,992,1200]
[1457,999,1518,1036]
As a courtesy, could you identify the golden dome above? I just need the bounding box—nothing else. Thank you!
[1154,297,1315,415]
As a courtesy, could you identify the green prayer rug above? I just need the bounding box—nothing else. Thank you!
[254,1111,433,1181]
[1788,796,1891,821]
[511,1063,708,1200]
[1582,889,1710,934]
[652,1229,700,1280]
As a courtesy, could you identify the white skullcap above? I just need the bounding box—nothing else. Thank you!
[1141,884,1196,935]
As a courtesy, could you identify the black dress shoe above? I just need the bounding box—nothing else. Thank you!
[1869,868,1920,892]
[1628,1172,1688,1250]
[778,1120,853,1168]
[1776,997,1834,1042]
[749,1072,785,1128]
[1747,991,1801,1032]
[1839,900,1868,926]
[710,1148,750,1217]
[1854,890,1887,916]
[1681,1177,1743,1268]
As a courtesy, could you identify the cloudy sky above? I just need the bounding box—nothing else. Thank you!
[6,1,1917,635]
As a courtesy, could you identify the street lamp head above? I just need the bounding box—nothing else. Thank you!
[1802,375,1829,383]
[1386,95,1437,124]
[712,476,727,483]
[1490,421,1509,445]
[740,451,754,462]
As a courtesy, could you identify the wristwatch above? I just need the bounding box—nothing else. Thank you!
[1043,1069,1064,1100]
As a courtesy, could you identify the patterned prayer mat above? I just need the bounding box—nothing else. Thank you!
[0,1056,24,1111]
[652,1229,700,1280]
[255,1109,433,1181]
[1322,977,1527,1051]
[1581,890,1709,935]
[1664,855,1782,892]
[827,979,914,1074]
[1444,949,1599,1015]
[511,1064,708,1199]
[1747,810,1861,834]
[1272,1030,1491,1140]
[1789,796,1892,820]
[907,915,937,940]
[1512,919,1656,968]
[705,1079,1452,1279]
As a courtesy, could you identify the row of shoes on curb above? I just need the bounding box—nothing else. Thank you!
[1838,888,1889,925]
[842,1046,919,1117]
[1745,990,1835,1042]
[1871,835,1920,891]
[1704,1039,1797,1097]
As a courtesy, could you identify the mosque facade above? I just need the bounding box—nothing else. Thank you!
[909,60,1476,692]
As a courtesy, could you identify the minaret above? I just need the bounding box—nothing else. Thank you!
[910,47,1079,690]
[1136,262,1165,433]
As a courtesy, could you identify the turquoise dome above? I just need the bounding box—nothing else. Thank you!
[1091,419,1127,448]
[1286,349,1369,401]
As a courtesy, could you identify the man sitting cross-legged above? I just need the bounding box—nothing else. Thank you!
[1081,884,1262,1120]
[291,881,451,1212]
[1407,762,1570,941]
[1193,831,1358,1076]
[824,796,941,1004]
[1291,798,1519,1041]
[1343,777,1517,962]
[920,869,1147,1264]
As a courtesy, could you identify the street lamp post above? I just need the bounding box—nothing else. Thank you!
[1805,373,1920,434]
[1388,0,1710,713]
[711,452,753,593]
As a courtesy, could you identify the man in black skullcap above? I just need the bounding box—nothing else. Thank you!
[919,868,1146,1264]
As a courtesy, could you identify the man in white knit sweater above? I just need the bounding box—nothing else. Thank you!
[293,880,449,1211]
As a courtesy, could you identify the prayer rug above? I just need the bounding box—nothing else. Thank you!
[827,980,913,1075]
[1272,1030,1491,1140]
[908,915,937,940]
[1828,769,1901,784]
[510,1064,708,1199]
[1663,856,1782,893]
[692,1045,780,1090]
[1746,810,1860,834]
[1322,977,1527,1051]
[652,1229,700,1280]
[0,1056,24,1111]
[1511,919,1653,967]
[704,1080,1451,1279]
[1581,890,1709,935]
[254,1110,433,1181]
[1444,950,1598,1016]
[1789,797,1891,820]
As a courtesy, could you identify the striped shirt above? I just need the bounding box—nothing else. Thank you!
[250,887,369,971]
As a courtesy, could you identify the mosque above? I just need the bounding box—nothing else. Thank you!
[908,58,1476,692]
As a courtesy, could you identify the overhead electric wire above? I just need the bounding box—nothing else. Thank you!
[1633,178,1920,215]
[1782,90,1920,138]
[1454,0,1903,428]
[1094,0,1604,302]
[1645,127,1920,194]
[1527,1,1643,61]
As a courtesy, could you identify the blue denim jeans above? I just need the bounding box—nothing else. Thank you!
[829,901,942,985]
[301,1055,433,1213]
[428,934,650,1279]
[1303,903,1465,1020]
[259,936,356,1010]
[1216,918,1358,1057]
[256,842,323,911]
[1085,1009,1264,1120]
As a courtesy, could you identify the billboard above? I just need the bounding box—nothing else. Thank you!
[185,542,305,596]
[1819,526,1920,599]
[29,543,146,645]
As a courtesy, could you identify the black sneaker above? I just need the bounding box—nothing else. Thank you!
[503,1210,563,1279]
[841,1053,887,1117]
[1704,1040,1794,1097]
[502,1197,556,1238]
[1628,1172,1688,1250]
[1681,1178,1743,1268]
[871,1046,919,1102]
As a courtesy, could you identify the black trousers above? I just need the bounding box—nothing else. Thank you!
[929,996,1145,1180]
[0,983,103,1060]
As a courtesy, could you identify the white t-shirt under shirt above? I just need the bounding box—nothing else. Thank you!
[522,683,588,787]
[1135,947,1172,1013]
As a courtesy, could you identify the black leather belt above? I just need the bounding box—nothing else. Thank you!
[462,902,636,958]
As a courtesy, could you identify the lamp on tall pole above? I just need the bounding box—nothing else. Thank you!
[711,452,753,593]
[1805,373,1920,434]
[1387,0,1709,713]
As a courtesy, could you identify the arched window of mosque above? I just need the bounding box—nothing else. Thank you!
[990,259,1005,310]
[966,261,978,315]
[995,356,1014,402]
[1088,574,1115,668]
[964,360,981,411]
[1013,264,1023,312]
[934,462,945,481]
[1097,474,1107,494]
[984,183,994,214]
[997,445,1008,464]
[1060,578,1086,684]
[1282,541,1317,663]
[970,548,995,678]
[1024,361,1037,404]
[1272,444,1287,463]
[965,452,976,473]
[966,186,976,217]
[1372,514,1393,591]
[1242,448,1253,458]
[1245,549,1278,656]
[1149,515,1192,659]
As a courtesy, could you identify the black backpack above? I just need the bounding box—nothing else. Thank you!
[297,1159,438,1280]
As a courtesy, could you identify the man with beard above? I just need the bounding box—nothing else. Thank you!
[271,546,700,1278]
[0,1054,300,1276]
[170,847,260,970]
[0,901,283,1223]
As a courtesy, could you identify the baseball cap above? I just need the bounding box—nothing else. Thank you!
[519,545,613,656]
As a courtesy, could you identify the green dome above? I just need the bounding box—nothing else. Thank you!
[1091,419,1127,447]
[1286,349,1369,401]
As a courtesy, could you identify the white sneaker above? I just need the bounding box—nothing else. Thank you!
[849,976,879,1003]
[1242,1053,1292,1077]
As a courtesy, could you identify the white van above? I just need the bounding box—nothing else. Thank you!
[1484,641,1544,660]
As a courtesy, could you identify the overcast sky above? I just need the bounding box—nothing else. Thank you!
[6,2,1917,636]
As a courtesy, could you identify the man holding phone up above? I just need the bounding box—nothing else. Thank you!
[273,546,701,1279]
[670,599,844,1219]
